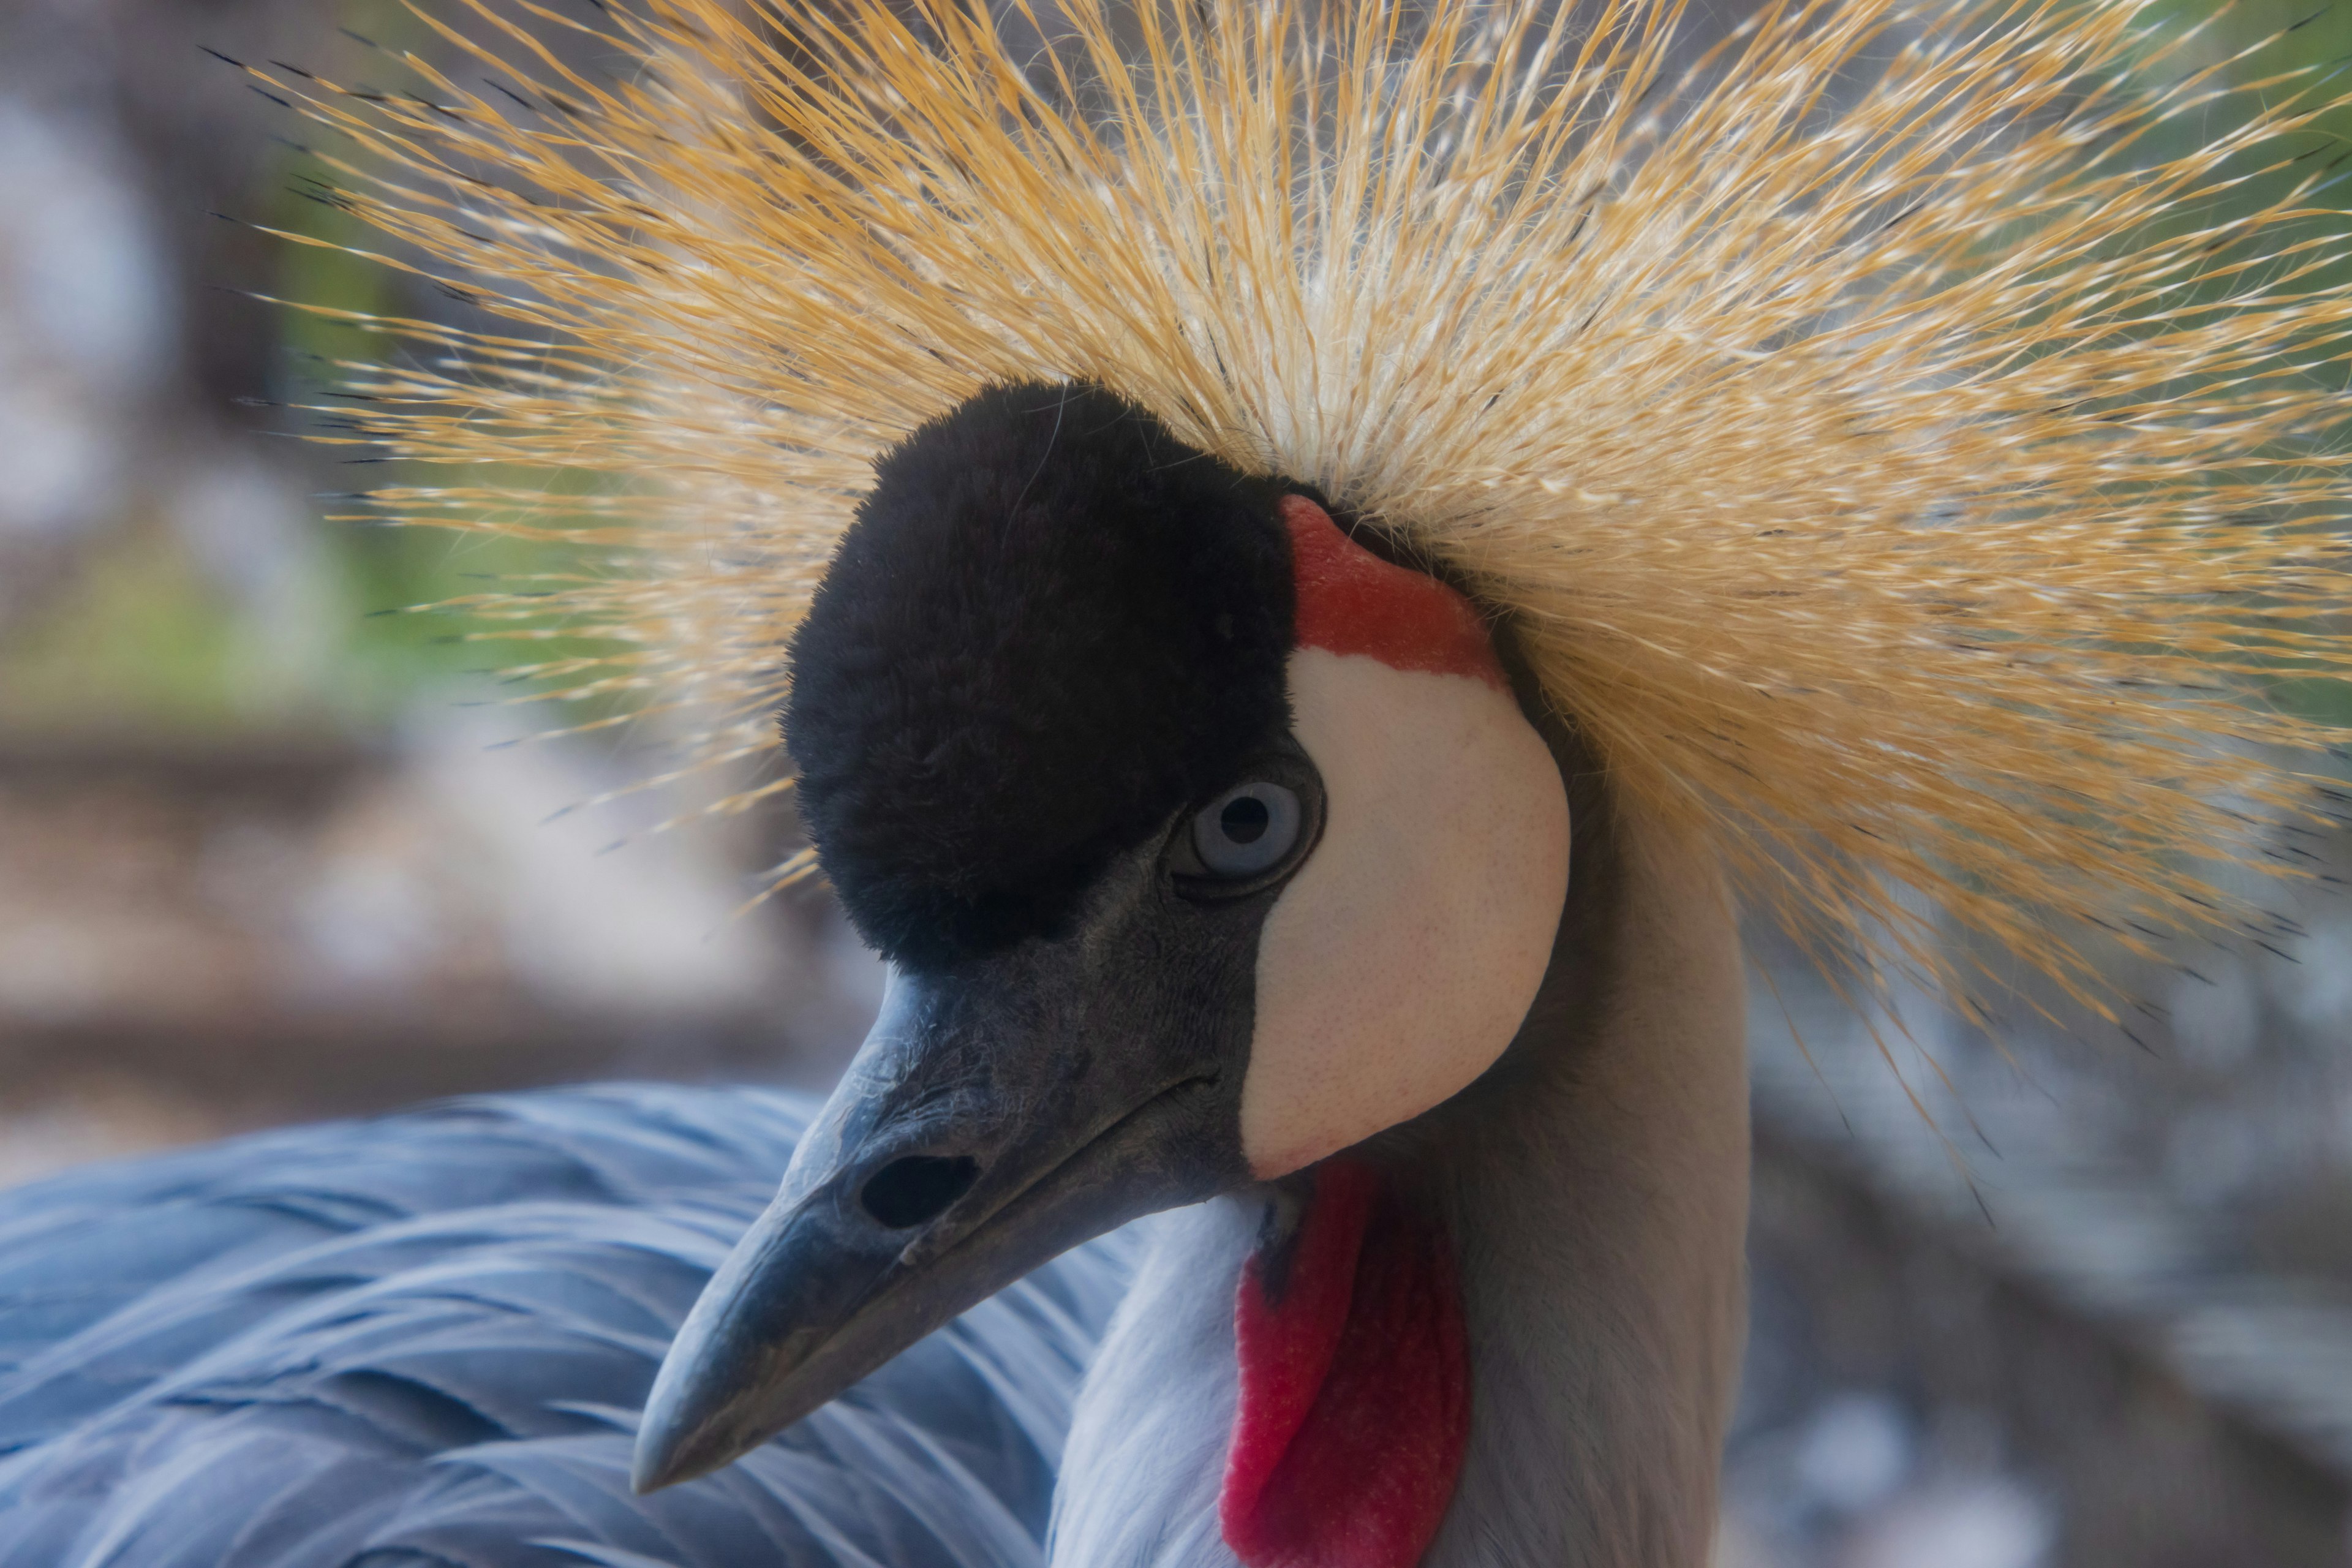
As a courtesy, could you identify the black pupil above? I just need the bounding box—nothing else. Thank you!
[1220,794,1271,844]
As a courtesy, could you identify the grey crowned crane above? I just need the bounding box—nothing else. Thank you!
[0,385,1740,1568]
[9,0,2352,1564]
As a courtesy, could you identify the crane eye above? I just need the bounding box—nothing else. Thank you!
[1191,782,1303,878]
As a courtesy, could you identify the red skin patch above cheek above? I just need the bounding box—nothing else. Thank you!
[1221,498,1485,1565]
[1280,495,1506,690]
[1219,1161,1471,1568]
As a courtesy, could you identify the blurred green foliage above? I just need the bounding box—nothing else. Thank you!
[271,118,612,718]
[0,0,608,737]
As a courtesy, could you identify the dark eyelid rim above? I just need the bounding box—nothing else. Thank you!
[1164,743,1326,902]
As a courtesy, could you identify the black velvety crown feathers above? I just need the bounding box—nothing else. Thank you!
[784,383,1297,968]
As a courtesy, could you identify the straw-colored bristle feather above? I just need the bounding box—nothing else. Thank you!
[249,0,2352,1019]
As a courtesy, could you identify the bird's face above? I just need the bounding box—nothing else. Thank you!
[633,383,1570,1490]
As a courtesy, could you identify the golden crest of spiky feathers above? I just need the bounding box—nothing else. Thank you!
[251,0,2352,1022]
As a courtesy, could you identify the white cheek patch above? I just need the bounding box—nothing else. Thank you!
[1239,646,1572,1178]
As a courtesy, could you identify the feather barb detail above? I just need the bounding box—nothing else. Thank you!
[258,0,2352,1020]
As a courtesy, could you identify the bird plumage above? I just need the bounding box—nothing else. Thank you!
[33,0,2352,1561]
[1047,779,1749,1568]
[783,382,1298,965]
[246,0,2352,1025]
[0,1086,1132,1568]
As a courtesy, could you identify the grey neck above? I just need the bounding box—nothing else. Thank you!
[1049,782,1751,1568]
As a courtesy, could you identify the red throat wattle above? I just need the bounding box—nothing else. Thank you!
[1218,1161,1471,1568]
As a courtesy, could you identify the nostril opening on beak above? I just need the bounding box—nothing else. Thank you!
[859,1155,981,1229]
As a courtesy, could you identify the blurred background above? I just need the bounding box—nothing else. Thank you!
[2,0,2351,1562]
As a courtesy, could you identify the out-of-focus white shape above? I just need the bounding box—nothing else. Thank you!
[0,96,168,543]
[0,105,164,383]
[411,707,810,1019]
[2280,918,2352,1030]
[1842,1476,2055,1568]
[0,400,108,541]
[295,846,441,991]
[170,456,342,710]
[1795,1393,1913,1515]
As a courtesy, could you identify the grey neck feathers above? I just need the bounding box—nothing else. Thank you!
[1049,778,1751,1568]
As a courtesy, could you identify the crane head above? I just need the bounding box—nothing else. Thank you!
[631,380,1570,1490]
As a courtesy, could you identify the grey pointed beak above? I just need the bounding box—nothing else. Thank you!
[632,911,1254,1491]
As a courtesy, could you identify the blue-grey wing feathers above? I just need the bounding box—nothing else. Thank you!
[0,1085,1134,1568]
